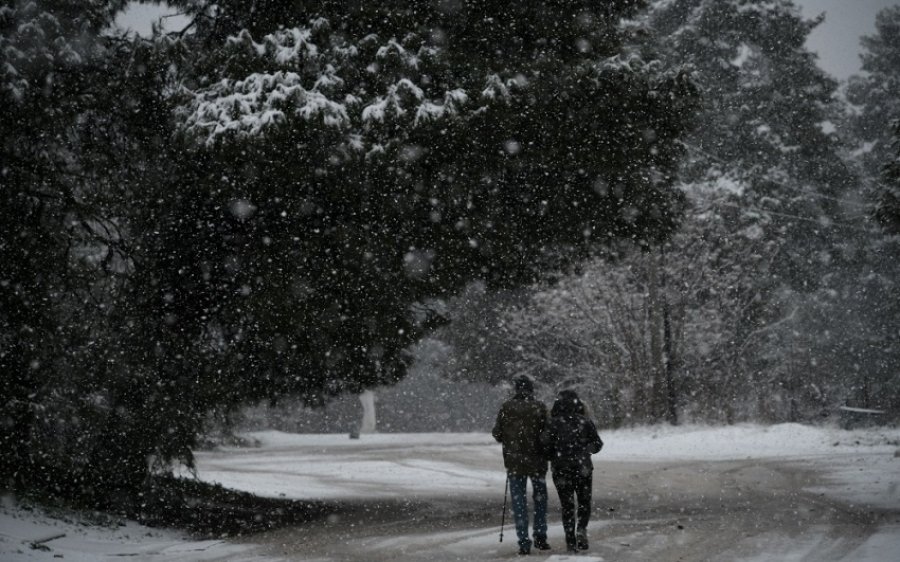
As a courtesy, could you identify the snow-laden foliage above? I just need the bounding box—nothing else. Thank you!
[135,6,695,411]
[638,0,866,417]
[173,16,543,156]
[880,122,900,233]
[0,0,122,101]
[846,6,900,181]
[474,186,809,426]
[176,23,478,146]
[837,6,900,415]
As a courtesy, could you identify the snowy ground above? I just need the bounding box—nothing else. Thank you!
[2,423,898,561]
[0,499,262,561]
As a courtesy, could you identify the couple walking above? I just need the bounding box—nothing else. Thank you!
[492,374,603,555]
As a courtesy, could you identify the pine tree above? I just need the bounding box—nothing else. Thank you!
[0,0,129,495]
[848,5,900,234]
[643,0,860,420]
[126,2,697,409]
[850,120,900,414]
[840,7,900,416]
[880,121,900,233]
[846,6,900,182]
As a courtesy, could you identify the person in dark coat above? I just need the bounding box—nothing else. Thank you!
[543,389,603,552]
[492,374,551,555]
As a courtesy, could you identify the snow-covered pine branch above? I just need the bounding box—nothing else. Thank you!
[175,21,477,149]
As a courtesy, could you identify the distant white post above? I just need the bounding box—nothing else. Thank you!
[359,390,377,433]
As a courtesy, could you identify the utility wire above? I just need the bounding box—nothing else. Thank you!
[677,140,871,208]
[677,141,878,232]
[711,202,876,233]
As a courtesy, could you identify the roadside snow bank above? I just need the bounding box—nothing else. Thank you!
[247,430,494,450]
[194,431,503,500]
[240,423,900,463]
[0,499,261,561]
[599,422,900,461]
[599,423,900,512]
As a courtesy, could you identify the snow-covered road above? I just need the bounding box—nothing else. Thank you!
[2,424,898,561]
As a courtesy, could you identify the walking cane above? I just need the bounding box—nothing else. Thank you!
[499,474,509,542]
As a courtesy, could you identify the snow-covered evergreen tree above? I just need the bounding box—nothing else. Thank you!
[846,6,900,183]
[840,7,900,415]
[121,2,697,410]
[845,6,900,234]
[643,0,863,420]
[649,0,854,283]
[881,121,900,232]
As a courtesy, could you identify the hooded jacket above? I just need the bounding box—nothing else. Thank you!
[543,391,603,473]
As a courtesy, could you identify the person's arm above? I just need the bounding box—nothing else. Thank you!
[585,418,603,454]
[492,405,505,443]
[539,416,556,460]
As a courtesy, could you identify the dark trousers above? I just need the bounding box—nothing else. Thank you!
[552,463,593,544]
[508,473,548,550]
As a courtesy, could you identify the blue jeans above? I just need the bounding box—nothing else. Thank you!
[508,473,548,550]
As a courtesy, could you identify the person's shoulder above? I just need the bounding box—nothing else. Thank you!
[521,396,545,408]
[531,399,548,417]
[499,398,521,413]
[502,396,544,413]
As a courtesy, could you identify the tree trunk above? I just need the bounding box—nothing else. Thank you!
[663,295,678,425]
[359,390,377,433]
[647,250,665,422]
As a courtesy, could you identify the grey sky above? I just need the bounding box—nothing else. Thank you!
[117,1,900,82]
[795,0,899,80]
[114,2,188,36]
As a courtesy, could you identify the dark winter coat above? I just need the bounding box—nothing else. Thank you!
[543,412,603,474]
[492,393,549,476]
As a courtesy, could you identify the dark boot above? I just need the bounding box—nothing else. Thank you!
[565,530,577,553]
[533,536,551,551]
[576,528,589,550]
[517,538,531,556]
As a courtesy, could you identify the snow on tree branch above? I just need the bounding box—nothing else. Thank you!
[176,20,474,146]
[180,71,351,141]
[0,3,94,103]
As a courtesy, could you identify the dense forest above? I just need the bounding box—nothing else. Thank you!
[1,0,898,513]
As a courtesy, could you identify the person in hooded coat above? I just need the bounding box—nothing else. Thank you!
[492,374,551,555]
[543,389,603,552]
